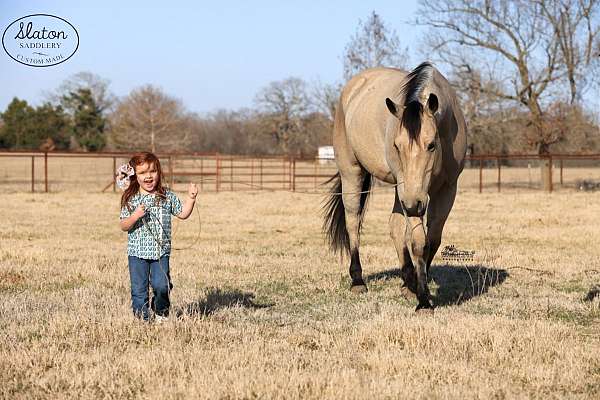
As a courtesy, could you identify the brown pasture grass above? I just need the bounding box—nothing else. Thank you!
[1,185,600,399]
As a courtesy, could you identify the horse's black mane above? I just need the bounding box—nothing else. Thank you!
[399,61,434,142]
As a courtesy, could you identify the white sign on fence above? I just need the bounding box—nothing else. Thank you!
[318,146,334,164]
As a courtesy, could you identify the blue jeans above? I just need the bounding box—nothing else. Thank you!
[128,255,172,320]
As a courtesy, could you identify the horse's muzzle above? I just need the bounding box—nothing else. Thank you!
[401,195,427,217]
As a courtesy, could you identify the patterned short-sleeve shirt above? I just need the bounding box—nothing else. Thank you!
[120,189,183,259]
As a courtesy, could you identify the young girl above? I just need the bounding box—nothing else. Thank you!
[119,152,198,321]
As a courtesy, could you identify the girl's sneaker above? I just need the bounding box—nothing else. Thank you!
[154,315,169,324]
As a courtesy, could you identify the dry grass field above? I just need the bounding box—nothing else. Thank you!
[1,182,600,398]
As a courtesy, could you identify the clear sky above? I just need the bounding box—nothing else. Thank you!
[0,0,424,114]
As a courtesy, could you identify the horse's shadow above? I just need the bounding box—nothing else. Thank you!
[176,287,274,317]
[366,264,508,307]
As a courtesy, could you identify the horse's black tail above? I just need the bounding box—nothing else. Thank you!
[322,172,373,256]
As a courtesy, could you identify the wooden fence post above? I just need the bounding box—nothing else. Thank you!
[479,158,483,193]
[559,159,563,187]
[250,158,254,188]
[548,155,553,193]
[260,158,263,190]
[44,152,48,193]
[216,153,221,193]
[314,159,317,190]
[31,155,35,193]
[282,157,285,190]
[168,156,174,188]
[230,157,233,191]
[112,156,116,192]
[200,158,204,191]
[497,156,501,192]
[291,158,296,192]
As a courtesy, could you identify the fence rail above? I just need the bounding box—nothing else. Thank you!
[1,150,600,193]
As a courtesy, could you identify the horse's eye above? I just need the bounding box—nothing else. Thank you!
[427,142,436,152]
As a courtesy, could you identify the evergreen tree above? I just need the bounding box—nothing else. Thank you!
[32,103,70,149]
[63,88,106,151]
[0,98,71,150]
[0,98,33,149]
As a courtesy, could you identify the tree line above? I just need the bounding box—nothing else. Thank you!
[0,73,334,156]
[1,1,599,156]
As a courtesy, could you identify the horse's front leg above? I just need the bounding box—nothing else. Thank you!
[390,192,417,299]
[405,215,432,311]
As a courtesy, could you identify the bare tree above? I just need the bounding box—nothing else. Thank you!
[189,108,265,154]
[343,11,410,80]
[417,0,599,154]
[254,77,312,154]
[538,0,600,104]
[109,85,190,152]
[451,64,518,155]
[46,71,116,114]
[311,80,341,122]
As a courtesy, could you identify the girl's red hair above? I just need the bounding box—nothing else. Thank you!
[120,152,166,210]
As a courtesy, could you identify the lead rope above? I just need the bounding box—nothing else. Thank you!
[187,176,402,196]
[124,172,424,320]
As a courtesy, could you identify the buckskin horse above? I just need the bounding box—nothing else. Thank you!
[323,62,467,311]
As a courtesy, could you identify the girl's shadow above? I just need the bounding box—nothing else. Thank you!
[366,264,508,306]
[176,287,274,317]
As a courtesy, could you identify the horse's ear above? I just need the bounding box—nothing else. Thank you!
[386,98,402,118]
[427,93,438,114]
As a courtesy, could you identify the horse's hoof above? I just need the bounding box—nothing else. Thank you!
[416,307,434,315]
[400,286,417,300]
[350,284,368,294]
[415,304,435,315]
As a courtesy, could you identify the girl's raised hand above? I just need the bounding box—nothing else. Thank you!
[188,183,198,199]
[133,204,145,218]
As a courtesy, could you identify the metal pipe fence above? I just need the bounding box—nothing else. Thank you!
[1,150,599,193]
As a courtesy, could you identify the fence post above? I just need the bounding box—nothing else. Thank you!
[250,158,254,188]
[479,158,483,193]
[548,155,553,193]
[230,157,233,191]
[216,153,221,193]
[559,159,563,187]
[200,158,204,191]
[31,155,35,193]
[497,156,501,192]
[168,156,174,188]
[291,158,296,192]
[44,152,48,193]
[314,159,318,190]
[112,156,116,192]
[260,158,263,190]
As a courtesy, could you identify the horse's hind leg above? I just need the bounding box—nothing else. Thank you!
[341,169,368,293]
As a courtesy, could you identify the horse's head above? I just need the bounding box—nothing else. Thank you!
[385,93,442,217]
